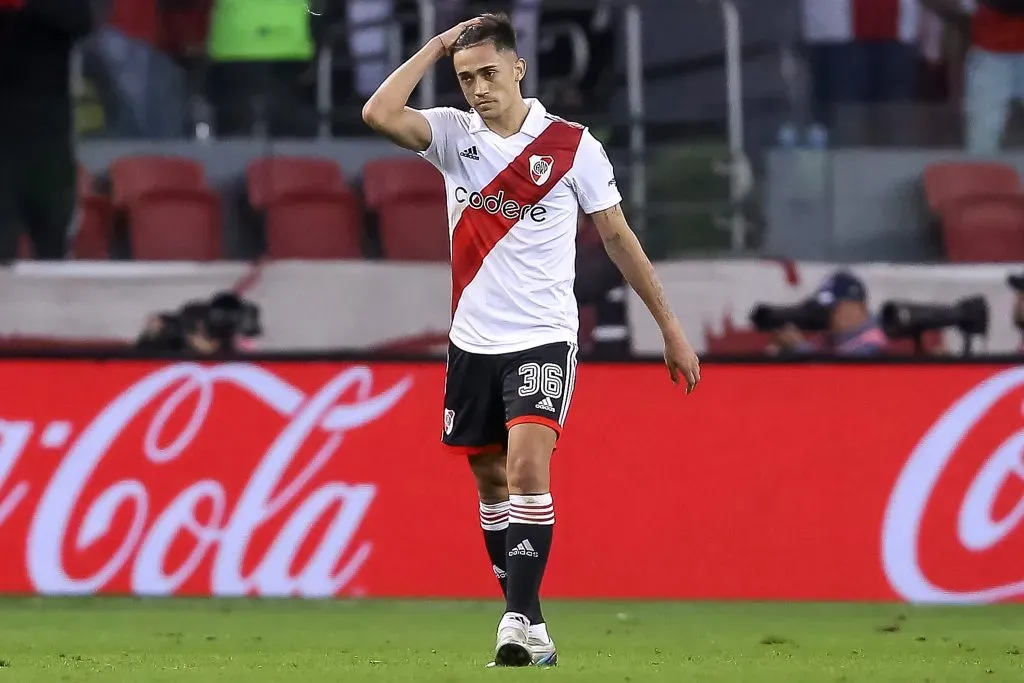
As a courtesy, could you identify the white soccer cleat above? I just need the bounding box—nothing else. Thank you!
[528,635,557,666]
[493,612,532,667]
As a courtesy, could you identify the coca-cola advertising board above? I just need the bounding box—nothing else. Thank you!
[0,358,1022,603]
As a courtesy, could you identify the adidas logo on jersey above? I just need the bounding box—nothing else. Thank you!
[535,396,556,412]
[509,540,539,558]
[459,146,480,160]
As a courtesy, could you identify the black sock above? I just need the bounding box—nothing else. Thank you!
[505,494,554,623]
[479,501,510,596]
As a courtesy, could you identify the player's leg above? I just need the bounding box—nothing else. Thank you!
[439,342,511,637]
[500,422,558,666]
[468,451,510,598]
[493,342,577,667]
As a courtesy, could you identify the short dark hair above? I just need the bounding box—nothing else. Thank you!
[451,13,517,54]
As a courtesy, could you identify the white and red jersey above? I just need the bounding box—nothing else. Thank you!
[802,0,920,43]
[419,98,621,355]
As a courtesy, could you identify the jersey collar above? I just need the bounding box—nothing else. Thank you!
[468,98,548,138]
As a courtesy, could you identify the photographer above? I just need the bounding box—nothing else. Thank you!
[767,271,888,357]
[135,291,261,355]
[1010,272,1024,353]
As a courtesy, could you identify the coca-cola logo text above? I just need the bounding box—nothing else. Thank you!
[883,367,1024,603]
[0,363,412,597]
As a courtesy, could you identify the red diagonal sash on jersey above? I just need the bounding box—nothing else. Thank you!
[450,121,585,316]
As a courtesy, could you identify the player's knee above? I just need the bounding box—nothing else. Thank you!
[506,455,548,494]
[468,452,508,502]
[506,424,556,494]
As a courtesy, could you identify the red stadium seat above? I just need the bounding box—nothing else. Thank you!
[378,199,450,262]
[265,191,364,259]
[578,303,597,353]
[940,194,1024,262]
[364,158,449,262]
[72,164,113,259]
[577,213,602,247]
[108,156,221,260]
[73,196,114,259]
[109,156,210,207]
[246,156,348,208]
[128,189,222,260]
[13,166,113,260]
[17,234,32,259]
[923,162,1022,214]
[362,157,445,209]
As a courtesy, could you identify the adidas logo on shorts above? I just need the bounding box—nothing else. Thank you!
[509,540,538,558]
[535,396,555,412]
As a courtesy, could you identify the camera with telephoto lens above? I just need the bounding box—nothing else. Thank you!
[203,292,262,344]
[880,296,988,338]
[136,292,262,353]
[748,300,831,333]
[880,296,989,355]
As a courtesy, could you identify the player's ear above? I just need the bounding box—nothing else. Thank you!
[514,57,527,84]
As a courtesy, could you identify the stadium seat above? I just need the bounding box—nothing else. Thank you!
[940,194,1024,262]
[362,157,444,209]
[577,213,602,247]
[923,162,1022,214]
[364,159,448,262]
[109,156,222,260]
[378,199,450,262]
[264,191,365,259]
[13,167,113,260]
[72,165,113,259]
[109,156,210,207]
[17,234,32,259]
[578,303,597,353]
[246,156,349,208]
[128,189,223,260]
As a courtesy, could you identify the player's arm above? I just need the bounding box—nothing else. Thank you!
[572,132,699,390]
[590,206,684,341]
[361,20,475,151]
[591,205,700,391]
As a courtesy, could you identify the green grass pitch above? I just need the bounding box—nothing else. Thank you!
[0,598,1022,682]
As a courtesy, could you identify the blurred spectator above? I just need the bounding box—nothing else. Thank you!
[346,0,398,99]
[772,271,888,356]
[960,0,1023,154]
[0,0,94,261]
[86,0,197,139]
[206,0,316,137]
[802,0,922,143]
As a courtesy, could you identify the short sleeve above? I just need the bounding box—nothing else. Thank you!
[571,131,622,215]
[418,107,465,170]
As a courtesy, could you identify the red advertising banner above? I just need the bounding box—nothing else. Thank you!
[0,359,1021,602]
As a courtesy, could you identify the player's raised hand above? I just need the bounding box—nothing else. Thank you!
[436,19,479,54]
[664,333,700,394]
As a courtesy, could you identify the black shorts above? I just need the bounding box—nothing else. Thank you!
[441,340,579,454]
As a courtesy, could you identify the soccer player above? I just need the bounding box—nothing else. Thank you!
[362,12,701,667]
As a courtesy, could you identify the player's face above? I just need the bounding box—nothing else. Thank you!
[452,43,525,120]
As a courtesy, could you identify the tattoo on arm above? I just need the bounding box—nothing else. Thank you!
[596,205,677,330]
[645,260,674,323]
